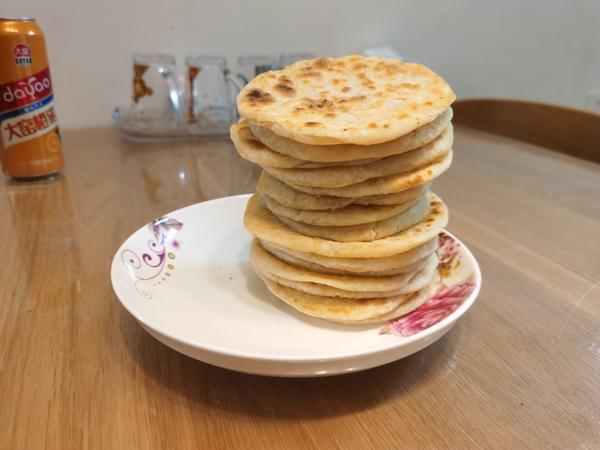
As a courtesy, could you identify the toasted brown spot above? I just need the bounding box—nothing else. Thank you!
[325,113,336,118]
[312,58,329,69]
[367,84,376,90]
[424,100,433,106]
[267,73,276,79]
[385,64,401,76]
[367,123,378,129]
[337,95,367,104]
[341,86,351,93]
[245,89,274,105]
[245,138,266,150]
[299,69,322,78]
[383,124,390,128]
[332,78,343,85]
[274,83,295,96]
[400,82,419,90]
[352,63,367,70]
[303,97,334,110]
[304,121,321,127]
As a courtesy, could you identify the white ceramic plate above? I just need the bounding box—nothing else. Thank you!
[111,194,481,377]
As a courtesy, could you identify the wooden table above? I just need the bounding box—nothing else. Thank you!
[0,125,598,449]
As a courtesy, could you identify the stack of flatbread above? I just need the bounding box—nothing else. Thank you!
[231,55,455,324]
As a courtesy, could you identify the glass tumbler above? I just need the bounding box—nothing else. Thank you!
[237,54,278,84]
[186,56,243,134]
[131,54,181,127]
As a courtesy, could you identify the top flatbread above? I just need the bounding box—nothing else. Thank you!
[237,55,455,145]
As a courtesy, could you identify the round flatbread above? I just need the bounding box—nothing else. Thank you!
[289,150,452,197]
[237,55,455,145]
[231,120,380,169]
[261,126,452,188]
[248,108,452,163]
[260,242,437,277]
[260,247,436,277]
[259,237,438,275]
[251,238,438,293]
[269,192,429,242]
[256,172,430,210]
[354,190,431,206]
[257,266,436,299]
[244,192,448,258]
[260,192,417,226]
[261,276,435,324]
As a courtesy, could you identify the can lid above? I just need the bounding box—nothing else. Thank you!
[0,17,36,22]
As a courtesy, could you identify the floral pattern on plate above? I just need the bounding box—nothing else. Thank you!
[120,216,183,299]
[379,232,475,337]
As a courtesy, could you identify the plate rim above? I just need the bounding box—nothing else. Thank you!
[111,193,481,362]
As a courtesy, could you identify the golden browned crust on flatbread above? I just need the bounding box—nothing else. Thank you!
[244,192,448,258]
[237,55,455,145]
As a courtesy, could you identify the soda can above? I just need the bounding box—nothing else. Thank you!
[0,17,64,179]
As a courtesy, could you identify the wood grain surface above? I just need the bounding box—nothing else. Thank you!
[0,126,599,449]
[453,98,600,163]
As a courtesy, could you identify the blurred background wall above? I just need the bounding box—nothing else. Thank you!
[4,0,600,128]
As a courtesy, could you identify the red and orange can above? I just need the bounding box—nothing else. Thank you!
[0,17,63,179]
